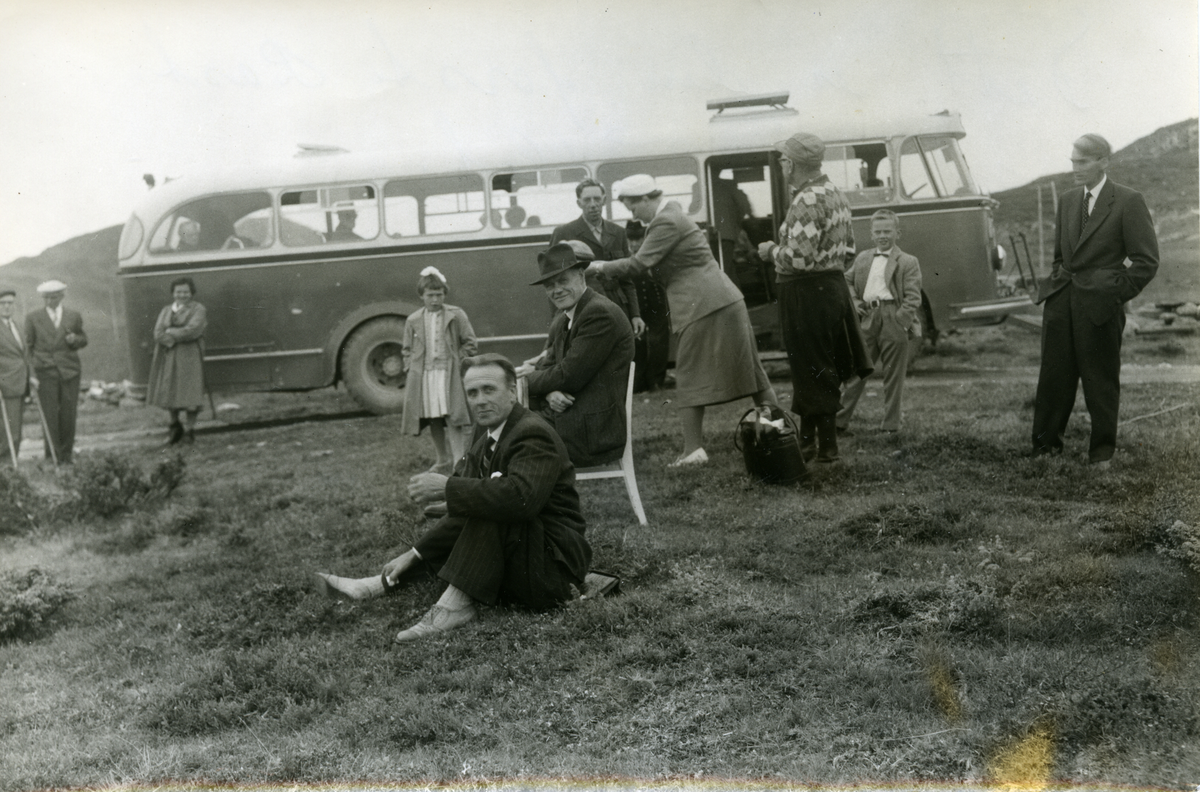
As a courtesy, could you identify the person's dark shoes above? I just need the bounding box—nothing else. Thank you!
[798,415,818,463]
[166,422,184,446]
[394,603,477,642]
[815,414,840,463]
[836,425,853,437]
[182,429,195,445]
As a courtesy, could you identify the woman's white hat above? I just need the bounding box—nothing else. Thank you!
[615,174,658,199]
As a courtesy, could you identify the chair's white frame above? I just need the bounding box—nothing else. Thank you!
[574,361,647,526]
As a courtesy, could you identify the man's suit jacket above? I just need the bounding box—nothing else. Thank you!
[0,319,30,399]
[424,402,591,586]
[25,308,87,378]
[551,217,641,319]
[526,288,634,467]
[1038,179,1159,325]
[844,245,924,335]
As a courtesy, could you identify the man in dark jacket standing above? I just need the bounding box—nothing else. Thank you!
[25,279,87,464]
[1032,133,1159,466]
[0,288,32,465]
[551,178,646,339]
[318,354,592,641]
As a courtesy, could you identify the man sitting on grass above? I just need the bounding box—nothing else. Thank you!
[317,353,592,642]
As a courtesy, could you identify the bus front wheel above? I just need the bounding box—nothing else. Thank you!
[341,317,407,414]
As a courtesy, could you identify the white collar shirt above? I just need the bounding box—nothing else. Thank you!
[862,249,895,303]
[1085,175,1108,215]
[47,306,62,328]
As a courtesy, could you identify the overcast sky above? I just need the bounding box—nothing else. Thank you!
[1,0,1196,265]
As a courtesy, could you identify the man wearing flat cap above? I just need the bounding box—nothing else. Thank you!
[515,242,634,467]
[25,280,87,464]
[758,132,871,464]
[0,288,33,465]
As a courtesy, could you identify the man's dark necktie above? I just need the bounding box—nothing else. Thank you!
[1080,191,1091,237]
[482,436,496,471]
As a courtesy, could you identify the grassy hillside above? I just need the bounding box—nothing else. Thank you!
[0,225,127,381]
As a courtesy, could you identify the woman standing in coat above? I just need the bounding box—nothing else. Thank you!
[147,277,207,444]
[589,175,780,467]
[401,267,478,472]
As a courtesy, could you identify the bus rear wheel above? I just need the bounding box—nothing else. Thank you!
[341,317,408,414]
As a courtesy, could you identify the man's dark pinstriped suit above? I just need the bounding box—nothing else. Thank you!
[410,402,591,610]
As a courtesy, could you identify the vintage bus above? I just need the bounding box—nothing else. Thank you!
[117,93,1029,413]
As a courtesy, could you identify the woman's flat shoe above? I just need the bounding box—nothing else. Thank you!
[667,448,708,468]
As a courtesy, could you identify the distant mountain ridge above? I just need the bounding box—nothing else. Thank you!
[2,119,1196,381]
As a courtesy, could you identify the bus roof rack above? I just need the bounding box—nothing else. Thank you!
[295,144,350,158]
[707,91,797,122]
[707,91,792,113]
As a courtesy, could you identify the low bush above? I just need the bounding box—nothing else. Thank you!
[0,568,75,642]
[0,466,47,534]
[65,451,186,519]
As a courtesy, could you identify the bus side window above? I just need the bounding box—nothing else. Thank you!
[489,167,587,230]
[383,173,486,237]
[598,156,701,222]
[280,185,378,246]
[919,136,978,196]
[148,191,273,254]
[822,142,891,205]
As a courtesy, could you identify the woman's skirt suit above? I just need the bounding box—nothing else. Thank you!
[604,200,769,408]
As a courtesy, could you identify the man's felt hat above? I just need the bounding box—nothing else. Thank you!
[36,280,67,294]
[775,132,825,165]
[531,242,586,285]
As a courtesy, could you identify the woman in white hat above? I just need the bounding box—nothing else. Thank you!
[589,175,780,467]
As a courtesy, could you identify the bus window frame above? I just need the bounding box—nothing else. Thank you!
[146,188,277,257]
[383,172,489,239]
[279,182,382,247]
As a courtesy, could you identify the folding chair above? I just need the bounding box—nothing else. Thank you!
[575,361,647,526]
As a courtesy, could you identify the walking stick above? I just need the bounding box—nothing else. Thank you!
[0,397,17,467]
[30,383,58,469]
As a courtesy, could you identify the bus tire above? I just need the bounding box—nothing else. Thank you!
[340,317,408,414]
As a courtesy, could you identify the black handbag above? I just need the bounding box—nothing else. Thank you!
[734,407,810,486]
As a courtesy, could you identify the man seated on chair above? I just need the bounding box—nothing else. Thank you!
[514,241,635,467]
[317,353,592,641]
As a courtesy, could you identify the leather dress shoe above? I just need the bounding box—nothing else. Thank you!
[394,603,477,642]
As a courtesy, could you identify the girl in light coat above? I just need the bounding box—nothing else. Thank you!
[401,268,477,472]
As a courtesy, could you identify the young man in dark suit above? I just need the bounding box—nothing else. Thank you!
[1032,133,1159,467]
[517,242,635,467]
[25,279,87,464]
[550,178,646,339]
[318,354,592,641]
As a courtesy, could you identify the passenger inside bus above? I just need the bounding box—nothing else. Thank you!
[326,208,364,242]
[176,220,202,251]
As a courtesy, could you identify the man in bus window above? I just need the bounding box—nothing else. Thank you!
[177,219,202,251]
[836,210,923,434]
[1031,133,1159,468]
[317,354,591,641]
[327,207,363,242]
[550,178,646,339]
[515,242,634,467]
